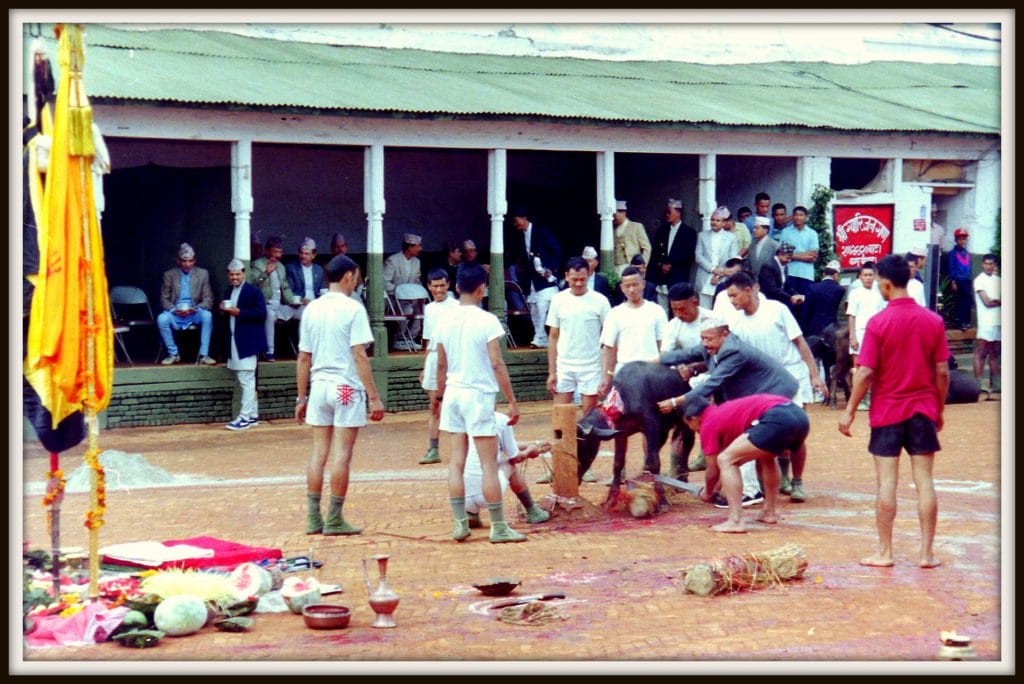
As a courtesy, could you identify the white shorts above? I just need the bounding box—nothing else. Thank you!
[555,367,601,395]
[421,351,439,391]
[977,324,1000,342]
[465,466,512,514]
[306,379,367,428]
[439,387,497,437]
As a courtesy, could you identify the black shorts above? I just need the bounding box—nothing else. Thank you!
[746,402,810,455]
[868,413,941,457]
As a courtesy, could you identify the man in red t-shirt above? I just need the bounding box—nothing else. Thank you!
[683,394,809,533]
[838,254,950,569]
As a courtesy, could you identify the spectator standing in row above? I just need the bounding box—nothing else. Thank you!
[509,206,562,349]
[839,254,949,569]
[973,254,1001,393]
[296,254,385,536]
[743,192,772,234]
[758,242,804,314]
[695,206,739,309]
[157,242,216,365]
[285,237,326,320]
[771,202,794,240]
[725,212,752,260]
[947,227,974,330]
[650,198,698,312]
[418,268,460,465]
[612,199,651,273]
[222,258,267,430]
[462,239,489,274]
[247,235,299,361]
[777,206,818,331]
[581,246,614,300]
[747,216,779,281]
[383,233,424,351]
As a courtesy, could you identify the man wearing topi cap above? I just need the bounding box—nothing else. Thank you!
[285,237,326,321]
[947,228,973,330]
[747,215,779,281]
[612,200,651,273]
[650,198,698,311]
[157,242,216,365]
[579,245,613,300]
[383,233,424,350]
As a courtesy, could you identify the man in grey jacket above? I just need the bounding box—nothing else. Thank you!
[656,318,799,508]
[746,216,780,281]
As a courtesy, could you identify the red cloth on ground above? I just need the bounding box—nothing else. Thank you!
[101,536,282,570]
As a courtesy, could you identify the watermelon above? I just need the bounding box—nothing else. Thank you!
[280,576,321,615]
[229,563,273,600]
[153,595,208,636]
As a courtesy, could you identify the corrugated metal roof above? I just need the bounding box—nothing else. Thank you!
[28,24,999,134]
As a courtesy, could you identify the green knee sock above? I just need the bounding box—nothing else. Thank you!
[486,501,507,524]
[307,492,322,516]
[515,489,535,510]
[326,494,345,521]
[429,437,439,449]
[778,456,791,479]
[449,497,467,520]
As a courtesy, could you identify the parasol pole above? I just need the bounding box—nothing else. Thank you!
[65,24,104,600]
[47,451,62,600]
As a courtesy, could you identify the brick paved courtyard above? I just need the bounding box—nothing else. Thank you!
[17,399,1009,674]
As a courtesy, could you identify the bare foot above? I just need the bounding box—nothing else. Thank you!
[919,556,943,569]
[711,520,748,534]
[755,512,779,524]
[859,554,894,567]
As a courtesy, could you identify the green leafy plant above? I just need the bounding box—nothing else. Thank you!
[807,184,837,280]
[602,269,621,290]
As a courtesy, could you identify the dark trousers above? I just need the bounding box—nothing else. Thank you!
[788,276,813,333]
[953,278,973,327]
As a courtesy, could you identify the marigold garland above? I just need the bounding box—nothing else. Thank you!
[83,448,106,531]
[42,469,66,507]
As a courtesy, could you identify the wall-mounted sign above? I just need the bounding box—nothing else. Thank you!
[833,205,894,270]
[913,218,927,232]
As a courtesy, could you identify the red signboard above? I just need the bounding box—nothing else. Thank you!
[833,205,894,270]
[913,218,927,232]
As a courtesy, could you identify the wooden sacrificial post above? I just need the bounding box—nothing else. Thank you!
[551,404,580,499]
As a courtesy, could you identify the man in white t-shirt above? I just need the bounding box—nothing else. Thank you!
[598,266,667,396]
[435,263,526,544]
[660,281,712,475]
[973,254,1001,392]
[723,270,828,502]
[295,255,385,536]
[539,256,610,483]
[417,268,461,464]
[464,412,551,527]
[904,252,927,307]
[845,261,887,412]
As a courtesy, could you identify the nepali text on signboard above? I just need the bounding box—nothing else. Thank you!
[833,205,894,270]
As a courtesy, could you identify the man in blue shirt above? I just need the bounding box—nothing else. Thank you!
[777,206,819,331]
[947,228,973,330]
[771,202,795,240]
[157,242,215,365]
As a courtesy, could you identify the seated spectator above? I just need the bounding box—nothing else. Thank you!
[462,239,490,273]
[440,240,462,291]
[157,242,215,365]
[247,235,300,361]
[285,237,326,320]
[383,233,424,350]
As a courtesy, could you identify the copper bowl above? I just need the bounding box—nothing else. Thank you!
[302,604,351,629]
[472,578,522,596]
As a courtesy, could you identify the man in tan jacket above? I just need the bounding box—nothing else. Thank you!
[612,200,651,273]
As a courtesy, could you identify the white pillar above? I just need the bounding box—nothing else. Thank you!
[364,144,387,352]
[697,153,716,233]
[487,149,508,319]
[596,151,615,268]
[231,140,253,262]
[796,156,832,206]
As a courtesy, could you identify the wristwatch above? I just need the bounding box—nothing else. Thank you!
[296,396,308,405]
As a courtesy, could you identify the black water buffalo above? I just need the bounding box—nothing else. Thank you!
[576,361,693,510]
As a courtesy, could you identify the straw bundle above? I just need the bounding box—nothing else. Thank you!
[496,601,568,626]
[682,543,808,596]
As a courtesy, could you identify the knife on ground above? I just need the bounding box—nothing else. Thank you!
[489,593,566,609]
